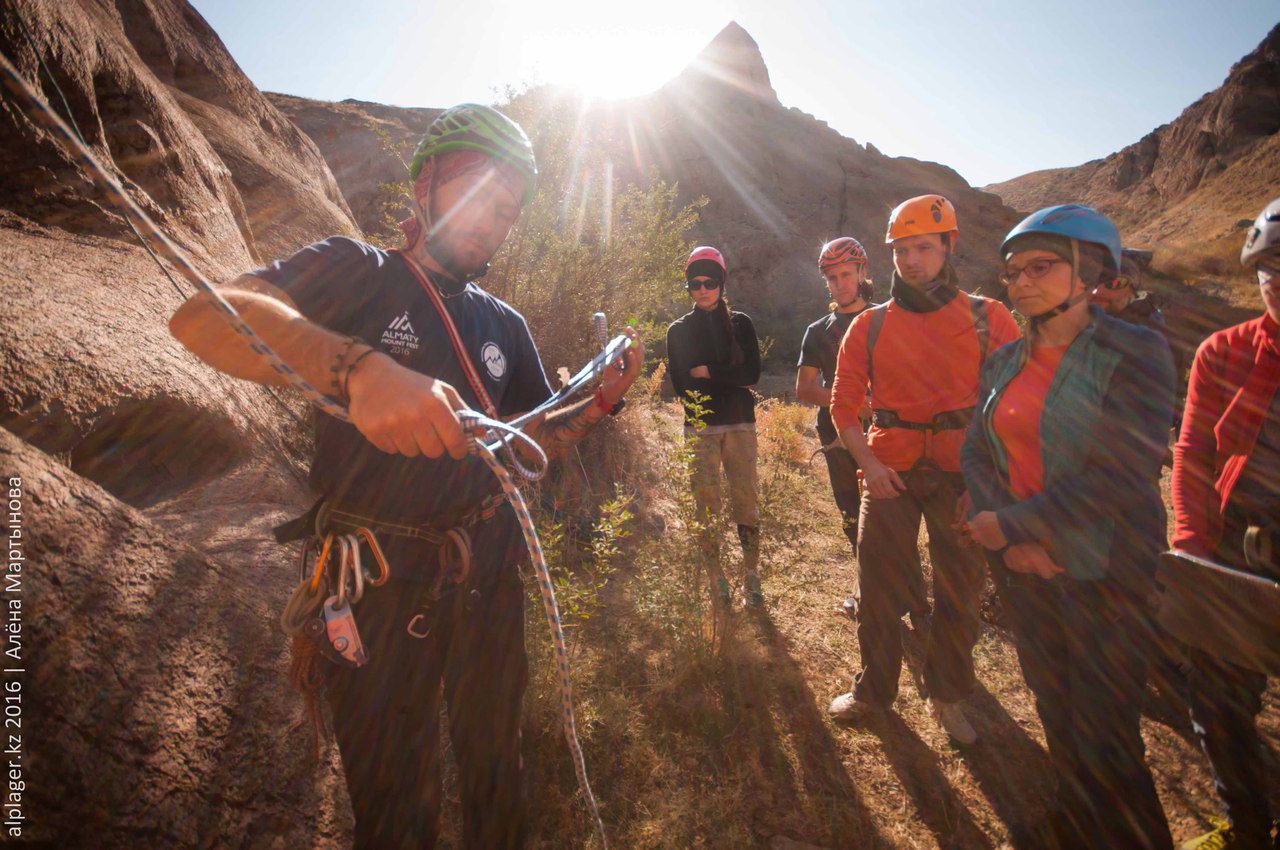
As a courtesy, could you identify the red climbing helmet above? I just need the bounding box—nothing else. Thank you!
[818,237,868,273]
[686,246,727,285]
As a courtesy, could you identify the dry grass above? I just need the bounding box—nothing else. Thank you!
[470,381,1280,849]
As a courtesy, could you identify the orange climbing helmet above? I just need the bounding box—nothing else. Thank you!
[885,194,958,243]
[818,237,868,273]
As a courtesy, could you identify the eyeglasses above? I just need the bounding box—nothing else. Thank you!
[999,258,1069,287]
[1098,275,1134,291]
[686,279,722,292]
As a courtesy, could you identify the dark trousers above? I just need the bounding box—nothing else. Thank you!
[851,471,984,706]
[996,568,1172,849]
[1185,512,1273,847]
[325,564,528,849]
[823,444,864,550]
[1186,647,1270,846]
[825,446,929,616]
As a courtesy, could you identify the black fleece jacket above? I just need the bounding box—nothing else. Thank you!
[666,305,762,427]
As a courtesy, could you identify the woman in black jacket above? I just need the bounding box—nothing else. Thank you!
[666,246,763,608]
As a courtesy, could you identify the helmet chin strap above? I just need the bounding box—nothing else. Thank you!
[1028,238,1089,327]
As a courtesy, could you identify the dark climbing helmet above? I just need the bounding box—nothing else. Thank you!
[408,104,538,203]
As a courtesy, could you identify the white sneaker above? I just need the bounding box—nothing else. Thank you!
[931,700,977,744]
[827,692,883,724]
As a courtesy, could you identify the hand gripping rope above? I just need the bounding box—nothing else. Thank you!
[0,51,611,847]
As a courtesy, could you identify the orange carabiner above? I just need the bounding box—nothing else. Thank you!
[309,534,335,594]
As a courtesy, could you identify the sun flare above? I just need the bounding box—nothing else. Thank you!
[518,28,705,100]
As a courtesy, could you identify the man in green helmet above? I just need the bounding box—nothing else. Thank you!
[170,103,644,848]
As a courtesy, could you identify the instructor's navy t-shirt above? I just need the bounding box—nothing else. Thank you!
[254,237,553,531]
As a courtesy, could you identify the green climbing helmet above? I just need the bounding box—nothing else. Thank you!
[408,103,538,203]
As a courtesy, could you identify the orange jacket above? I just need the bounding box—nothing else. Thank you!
[831,287,1019,472]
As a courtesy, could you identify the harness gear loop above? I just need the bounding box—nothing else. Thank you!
[441,527,473,586]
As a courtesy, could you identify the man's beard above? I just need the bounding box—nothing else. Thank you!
[426,223,494,280]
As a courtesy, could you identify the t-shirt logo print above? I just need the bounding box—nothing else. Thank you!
[381,311,420,356]
[481,342,506,380]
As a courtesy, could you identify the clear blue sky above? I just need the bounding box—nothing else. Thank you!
[191,0,1277,187]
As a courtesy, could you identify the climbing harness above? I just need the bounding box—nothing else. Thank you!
[0,51,614,847]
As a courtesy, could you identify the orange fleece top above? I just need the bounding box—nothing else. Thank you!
[831,293,1020,472]
[992,343,1070,499]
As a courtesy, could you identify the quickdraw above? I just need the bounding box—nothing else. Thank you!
[1,51,610,848]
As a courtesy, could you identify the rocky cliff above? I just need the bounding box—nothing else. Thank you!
[986,24,1280,279]
[0,0,357,845]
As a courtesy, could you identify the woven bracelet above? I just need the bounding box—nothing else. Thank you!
[340,346,379,407]
[328,336,362,401]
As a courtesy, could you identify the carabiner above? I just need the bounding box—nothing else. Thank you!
[309,534,335,594]
[356,526,392,586]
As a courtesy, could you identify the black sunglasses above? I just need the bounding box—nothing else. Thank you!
[687,279,722,292]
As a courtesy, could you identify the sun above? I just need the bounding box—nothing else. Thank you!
[517,29,705,100]
[504,0,733,101]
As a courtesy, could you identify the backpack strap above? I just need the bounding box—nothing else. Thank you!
[864,303,890,387]
[968,294,989,367]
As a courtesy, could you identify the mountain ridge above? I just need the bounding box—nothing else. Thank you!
[985,23,1280,280]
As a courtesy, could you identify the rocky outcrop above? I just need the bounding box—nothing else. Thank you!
[268,93,437,245]
[986,24,1280,270]
[2,427,344,849]
[0,0,356,275]
[0,1,360,844]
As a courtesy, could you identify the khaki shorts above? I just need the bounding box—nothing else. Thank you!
[689,428,759,528]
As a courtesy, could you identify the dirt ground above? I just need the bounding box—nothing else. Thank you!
[511,395,1280,850]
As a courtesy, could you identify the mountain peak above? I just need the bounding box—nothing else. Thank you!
[674,21,778,103]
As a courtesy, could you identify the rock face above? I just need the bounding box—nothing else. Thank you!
[986,24,1280,273]
[0,0,360,845]
[268,93,438,246]
[271,22,1023,359]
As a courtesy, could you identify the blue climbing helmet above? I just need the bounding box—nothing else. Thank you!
[1000,204,1123,324]
[1001,204,1122,278]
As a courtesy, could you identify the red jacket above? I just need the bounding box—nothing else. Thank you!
[1172,313,1280,556]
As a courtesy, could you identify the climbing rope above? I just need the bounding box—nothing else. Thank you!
[0,50,609,847]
